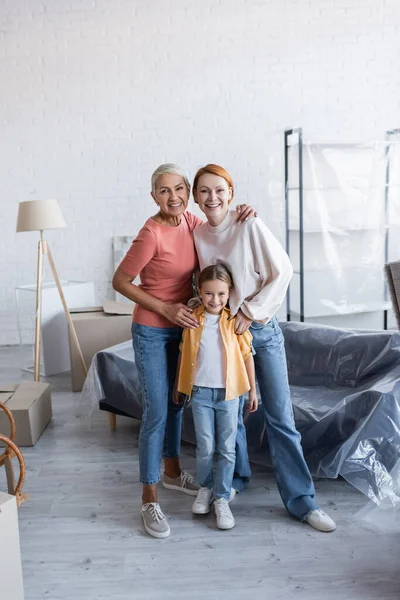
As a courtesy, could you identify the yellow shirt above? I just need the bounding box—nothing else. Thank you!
[177,305,253,401]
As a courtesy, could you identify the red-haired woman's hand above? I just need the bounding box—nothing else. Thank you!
[231,308,252,334]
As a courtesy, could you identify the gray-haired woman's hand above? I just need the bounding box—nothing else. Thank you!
[162,302,199,328]
[235,204,257,223]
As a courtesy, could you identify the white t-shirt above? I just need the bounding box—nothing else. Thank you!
[193,210,293,322]
[194,312,226,388]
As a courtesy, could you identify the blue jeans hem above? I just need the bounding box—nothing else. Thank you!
[232,475,251,492]
[301,506,320,521]
[214,494,230,501]
[140,477,161,485]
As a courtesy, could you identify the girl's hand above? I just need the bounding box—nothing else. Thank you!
[231,308,252,335]
[247,392,258,413]
[163,302,199,328]
[235,203,257,224]
[174,390,185,405]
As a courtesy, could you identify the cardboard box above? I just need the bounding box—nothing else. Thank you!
[69,302,133,392]
[0,382,52,447]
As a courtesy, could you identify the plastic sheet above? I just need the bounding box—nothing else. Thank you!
[285,138,400,329]
[355,457,400,533]
[81,321,400,507]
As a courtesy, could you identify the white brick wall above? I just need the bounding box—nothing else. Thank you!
[1,0,400,345]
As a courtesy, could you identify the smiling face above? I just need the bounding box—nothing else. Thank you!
[193,173,233,226]
[198,278,230,315]
[151,173,190,220]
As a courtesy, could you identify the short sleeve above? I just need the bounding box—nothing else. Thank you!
[184,212,204,232]
[118,224,158,279]
[237,330,253,361]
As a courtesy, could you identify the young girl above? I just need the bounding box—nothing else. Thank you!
[174,264,258,530]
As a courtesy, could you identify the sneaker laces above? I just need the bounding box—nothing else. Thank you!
[196,487,212,503]
[142,503,165,523]
[181,471,196,487]
[215,499,230,517]
[309,509,325,519]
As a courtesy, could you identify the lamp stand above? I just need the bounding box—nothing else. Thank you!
[33,232,44,382]
[32,234,117,431]
[33,232,87,383]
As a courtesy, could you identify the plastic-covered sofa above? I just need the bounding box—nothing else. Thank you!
[83,321,400,504]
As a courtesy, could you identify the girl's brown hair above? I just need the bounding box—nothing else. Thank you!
[198,264,233,290]
[192,164,234,201]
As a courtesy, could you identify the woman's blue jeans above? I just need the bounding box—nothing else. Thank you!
[233,317,317,520]
[132,323,184,485]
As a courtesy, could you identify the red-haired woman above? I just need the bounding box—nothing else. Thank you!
[192,164,336,533]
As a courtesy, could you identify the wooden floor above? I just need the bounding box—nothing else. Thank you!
[1,346,399,600]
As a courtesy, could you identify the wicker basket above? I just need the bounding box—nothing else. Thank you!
[0,401,28,506]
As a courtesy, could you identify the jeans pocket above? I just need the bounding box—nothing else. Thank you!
[250,321,266,330]
[251,318,277,331]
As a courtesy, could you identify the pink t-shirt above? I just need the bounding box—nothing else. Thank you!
[119,211,203,328]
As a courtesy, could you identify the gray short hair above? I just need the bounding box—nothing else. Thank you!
[151,163,190,194]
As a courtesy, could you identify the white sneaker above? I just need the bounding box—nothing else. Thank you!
[228,488,237,503]
[214,498,235,530]
[192,487,213,514]
[304,509,336,532]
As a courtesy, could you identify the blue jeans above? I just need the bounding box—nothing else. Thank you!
[233,317,317,520]
[131,323,184,485]
[191,386,239,501]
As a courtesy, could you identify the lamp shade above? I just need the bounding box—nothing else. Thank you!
[16,199,67,232]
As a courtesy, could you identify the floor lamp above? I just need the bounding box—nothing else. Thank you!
[16,199,88,383]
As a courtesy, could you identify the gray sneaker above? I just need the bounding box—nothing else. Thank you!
[162,470,199,496]
[141,503,170,539]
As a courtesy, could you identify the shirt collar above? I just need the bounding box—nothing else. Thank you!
[205,210,236,234]
[195,305,231,319]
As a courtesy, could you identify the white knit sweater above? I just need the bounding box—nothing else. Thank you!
[193,210,293,322]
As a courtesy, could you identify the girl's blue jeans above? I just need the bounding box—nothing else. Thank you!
[191,386,239,501]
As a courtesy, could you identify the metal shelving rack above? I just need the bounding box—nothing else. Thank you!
[384,128,400,329]
[284,127,304,322]
[284,127,398,329]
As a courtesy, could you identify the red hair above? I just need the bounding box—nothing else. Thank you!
[192,164,234,200]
